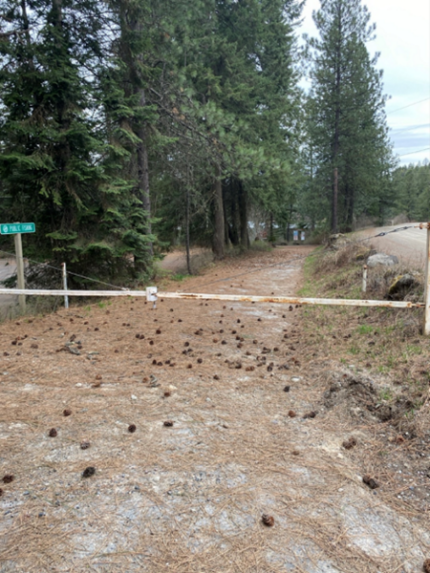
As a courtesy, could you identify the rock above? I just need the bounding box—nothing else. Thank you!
[327,233,349,250]
[367,253,399,268]
[355,248,376,261]
[387,273,420,300]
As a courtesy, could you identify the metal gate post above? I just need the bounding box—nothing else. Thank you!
[423,223,430,335]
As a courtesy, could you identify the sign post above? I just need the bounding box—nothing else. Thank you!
[0,222,35,313]
[14,233,26,313]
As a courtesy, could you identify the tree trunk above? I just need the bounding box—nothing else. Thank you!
[185,185,192,274]
[224,182,231,246]
[231,186,240,246]
[213,165,225,259]
[333,166,339,233]
[238,181,249,249]
[331,3,342,234]
[136,88,153,257]
[20,0,32,46]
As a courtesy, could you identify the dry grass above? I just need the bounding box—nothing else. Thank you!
[299,242,430,438]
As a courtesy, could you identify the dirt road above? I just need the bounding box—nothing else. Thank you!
[0,246,429,572]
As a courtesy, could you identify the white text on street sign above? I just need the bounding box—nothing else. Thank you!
[0,223,36,235]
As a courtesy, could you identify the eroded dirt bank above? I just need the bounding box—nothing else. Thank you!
[0,246,429,573]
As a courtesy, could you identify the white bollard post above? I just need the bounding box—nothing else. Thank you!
[62,262,69,309]
[362,264,367,294]
[146,286,158,309]
[423,224,430,335]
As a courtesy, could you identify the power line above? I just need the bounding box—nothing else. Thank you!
[386,97,430,115]
[390,123,430,133]
[398,147,430,158]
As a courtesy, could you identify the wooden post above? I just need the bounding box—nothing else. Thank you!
[423,223,430,335]
[14,232,26,313]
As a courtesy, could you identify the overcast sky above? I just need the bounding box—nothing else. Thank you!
[299,0,430,166]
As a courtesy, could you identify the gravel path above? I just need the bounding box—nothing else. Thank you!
[0,246,429,572]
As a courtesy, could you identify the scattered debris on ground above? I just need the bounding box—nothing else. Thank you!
[0,245,429,572]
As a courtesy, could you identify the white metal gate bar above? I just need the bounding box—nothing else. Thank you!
[0,288,423,309]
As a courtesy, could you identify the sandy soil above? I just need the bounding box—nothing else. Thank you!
[157,248,214,276]
[0,246,429,573]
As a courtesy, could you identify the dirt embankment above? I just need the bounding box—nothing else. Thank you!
[0,246,429,573]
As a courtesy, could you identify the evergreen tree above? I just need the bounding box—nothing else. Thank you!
[0,0,137,281]
[391,162,430,221]
[306,0,392,232]
[177,0,303,256]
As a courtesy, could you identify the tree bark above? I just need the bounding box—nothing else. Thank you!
[185,185,192,275]
[136,88,153,257]
[20,0,32,46]
[238,181,249,249]
[344,181,354,230]
[333,167,339,233]
[213,165,225,259]
[331,2,342,234]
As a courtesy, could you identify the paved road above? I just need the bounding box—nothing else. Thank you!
[356,223,428,269]
[0,258,18,310]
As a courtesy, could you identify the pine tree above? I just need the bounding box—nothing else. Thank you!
[177,0,303,255]
[0,0,136,281]
[391,162,430,222]
[306,0,392,232]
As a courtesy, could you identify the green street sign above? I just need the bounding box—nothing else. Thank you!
[0,222,36,235]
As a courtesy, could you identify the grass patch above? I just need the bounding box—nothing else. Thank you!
[298,240,429,407]
[171,273,188,282]
[357,324,374,335]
